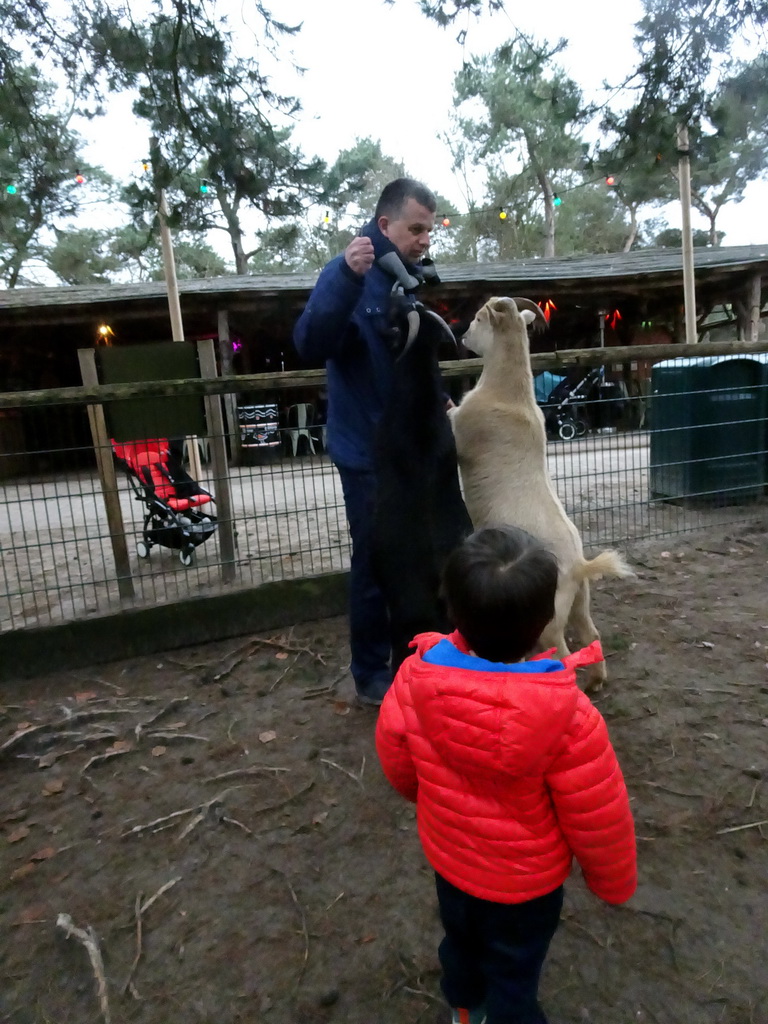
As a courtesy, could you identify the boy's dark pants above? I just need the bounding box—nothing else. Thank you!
[337,468,391,692]
[435,873,564,1024]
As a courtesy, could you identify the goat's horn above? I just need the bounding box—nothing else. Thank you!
[423,309,459,352]
[406,308,421,347]
[510,297,548,327]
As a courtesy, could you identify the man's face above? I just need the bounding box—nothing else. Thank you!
[378,197,435,262]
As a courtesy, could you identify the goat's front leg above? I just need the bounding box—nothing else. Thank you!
[567,579,606,693]
[538,621,570,662]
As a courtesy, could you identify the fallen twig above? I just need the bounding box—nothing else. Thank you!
[135,697,189,740]
[120,785,251,839]
[402,985,443,1005]
[68,674,126,694]
[562,914,611,949]
[204,764,290,783]
[716,818,768,835]
[222,815,253,835]
[141,876,182,915]
[320,756,365,786]
[1,710,132,758]
[56,913,111,1024]
[251,635,328,665]
[639,781,705,799]
[253,778,315,820]
[123,894,143,999]
[302,664,351,700]
[269,652,301,693]
[146,731,209,743]
[270,868,309,993]
[122,877,181,997]
[80,746,133,776]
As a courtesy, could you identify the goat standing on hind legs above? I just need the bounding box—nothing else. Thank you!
[450,296,634,692]
[371,299,473,673]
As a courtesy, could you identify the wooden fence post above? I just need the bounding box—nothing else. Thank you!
[77,349,135,600]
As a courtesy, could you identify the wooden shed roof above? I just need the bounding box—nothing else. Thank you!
[1,244,766,321]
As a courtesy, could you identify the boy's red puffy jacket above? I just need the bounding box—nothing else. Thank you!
[375,631,637,905]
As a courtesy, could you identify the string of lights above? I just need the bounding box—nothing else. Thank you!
[428,168,660,226]
[3,160,661,225]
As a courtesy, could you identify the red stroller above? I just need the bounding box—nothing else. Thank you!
[112,438,217,567]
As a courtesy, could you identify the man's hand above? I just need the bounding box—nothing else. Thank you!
[344,235,375,276]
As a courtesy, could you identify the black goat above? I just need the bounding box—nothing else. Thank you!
[370,299,473,672]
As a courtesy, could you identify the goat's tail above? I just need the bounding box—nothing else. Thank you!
[577,549,634,581]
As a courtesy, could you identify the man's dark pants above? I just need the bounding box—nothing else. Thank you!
[337,467,391,696]
[436,873,564,1024]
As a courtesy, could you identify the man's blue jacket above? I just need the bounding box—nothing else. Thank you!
[293,218,430,472]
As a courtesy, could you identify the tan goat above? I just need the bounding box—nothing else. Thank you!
[450,296,633,692]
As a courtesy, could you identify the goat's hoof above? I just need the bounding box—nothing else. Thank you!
[584,676,606,695]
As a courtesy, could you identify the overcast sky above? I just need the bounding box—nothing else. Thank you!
[82,0,768,250]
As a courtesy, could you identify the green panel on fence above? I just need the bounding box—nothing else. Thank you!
[650,356,767,504]
[97,342,207,441]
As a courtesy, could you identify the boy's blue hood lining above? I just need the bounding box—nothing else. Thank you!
[422,638,564,674]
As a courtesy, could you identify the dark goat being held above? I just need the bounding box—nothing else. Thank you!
[371,300,473,672]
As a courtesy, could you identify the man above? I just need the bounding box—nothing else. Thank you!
[293,178,439,706]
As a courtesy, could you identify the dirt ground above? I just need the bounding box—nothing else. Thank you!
[1,519,767,1024]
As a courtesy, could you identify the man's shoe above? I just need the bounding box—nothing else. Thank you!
[451,1008,487,1024]
[354,676,391,707]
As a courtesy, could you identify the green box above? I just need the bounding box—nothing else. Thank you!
[96,342,207,442]
[649,355,767,504]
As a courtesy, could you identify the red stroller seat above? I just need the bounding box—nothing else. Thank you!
[112,438,217,567]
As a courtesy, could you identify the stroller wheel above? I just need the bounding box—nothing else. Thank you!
[574,417,588,437]
[137,540,151,559]
[558,419,578,441]
[179,548,195,568]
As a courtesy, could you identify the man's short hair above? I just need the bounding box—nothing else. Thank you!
[375,178,437,220]
[441,525,559,663]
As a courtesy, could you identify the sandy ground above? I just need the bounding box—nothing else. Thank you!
[1,518,767,1024]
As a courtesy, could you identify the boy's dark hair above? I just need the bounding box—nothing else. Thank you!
[441,525,559,663]
[375,178,437,220]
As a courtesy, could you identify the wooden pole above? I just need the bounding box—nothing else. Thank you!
[217,309,243,467]
[747,272,763,343]
[78,350,135,600]
[157,188,185,344]
[151,135,203,483]
[676,124,698,345]
[197,339,237,582]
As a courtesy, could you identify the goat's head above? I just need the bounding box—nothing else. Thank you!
[386,296,458,362]
[463,296,547,357]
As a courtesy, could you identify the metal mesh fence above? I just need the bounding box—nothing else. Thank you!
[0,355,766,634]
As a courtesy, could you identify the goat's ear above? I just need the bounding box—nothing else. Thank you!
[521,309,537,326]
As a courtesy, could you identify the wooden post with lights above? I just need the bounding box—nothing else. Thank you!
[150,136,204,481]
[676,124,698,345]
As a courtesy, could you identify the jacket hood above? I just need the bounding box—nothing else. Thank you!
[404,631,604,779]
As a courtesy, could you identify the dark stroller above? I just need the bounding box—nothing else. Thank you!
[536,367,603,440]
[112,438,217,567]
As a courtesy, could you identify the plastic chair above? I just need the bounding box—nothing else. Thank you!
[286,403,316,456]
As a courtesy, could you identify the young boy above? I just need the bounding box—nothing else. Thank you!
[375,525,637,1024]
